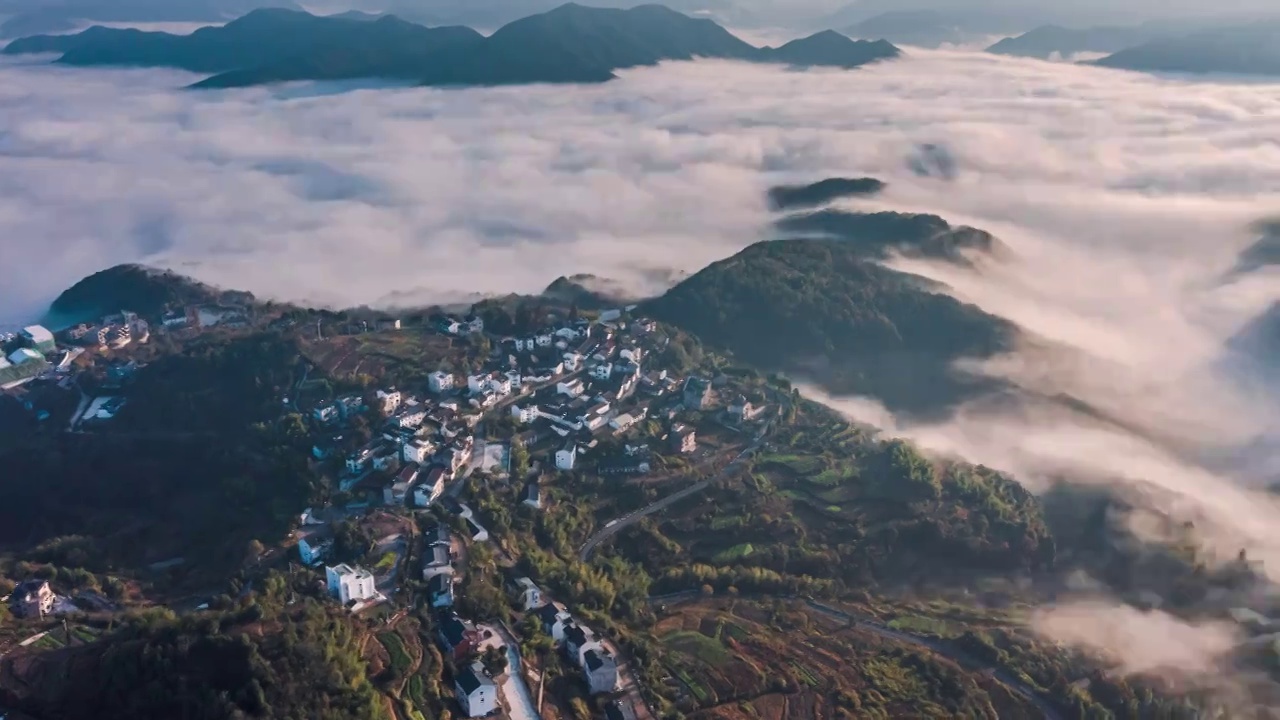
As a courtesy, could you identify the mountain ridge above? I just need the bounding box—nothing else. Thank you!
[3,4,902,89]
[1092,20,1280,75]
[985,23,1163,59]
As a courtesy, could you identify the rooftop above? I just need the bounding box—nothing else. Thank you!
[21,325,53,343]
[328,563,373,580]
[456,662,496,694]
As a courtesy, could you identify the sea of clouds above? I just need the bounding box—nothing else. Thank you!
[5,45,1280,691]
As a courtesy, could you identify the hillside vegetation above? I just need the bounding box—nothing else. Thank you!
[0,333,314,582]
[46,263,224,324]
[643,220,1013,415]
[0,586,386,720]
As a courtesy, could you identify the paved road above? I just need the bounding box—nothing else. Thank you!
[602,638,657,720]
[579,480,712,561]
[579,422,771,561]
[479,624,541,720]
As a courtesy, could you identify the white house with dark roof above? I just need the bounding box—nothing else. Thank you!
[326,564,376,604]
[428,371,456,393]
[555,442,576,471]
[455,662,498,718]
[514,577,543,611]
[423,544,454,580]
[583,647,620,694]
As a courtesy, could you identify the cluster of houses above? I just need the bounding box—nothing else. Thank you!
[62,311,150,351]
[436,610,499,717]
[314,387,478,510]
[422,520,503,719]
[434,573,618,717]
[0,325,56,390]
[530,592,620,695]
[311,313,700,516]
[423,523,460,609]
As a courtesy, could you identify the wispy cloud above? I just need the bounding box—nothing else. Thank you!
[3,49,1280,330]
[1032,600,1242,680]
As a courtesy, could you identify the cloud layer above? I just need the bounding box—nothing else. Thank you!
[6,53,1280,556]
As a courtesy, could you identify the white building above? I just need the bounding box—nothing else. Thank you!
[428,371,456,393]
[298,536,331,565]
[326,564,377,604]
[404,438,437,465]
[535,332,554,347]
[583,648,620,694]
[413,467,448,507]
[467,374,488,394]
[511,404,538,424]
[20,325,55,353]
[555,442,576,471]
[393,408,427,429]
[514,577,543,611]
[455,663,498,718]
[591,362,614,381]
[563,352,583,371]
[376,390,401,415]
[488,374,512,396]
[557,378,585,398]
[7,348,43,366]
[610,413,639,433]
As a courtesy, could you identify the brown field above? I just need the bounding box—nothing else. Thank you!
[299,331,461,384]
[652,600,1038,720]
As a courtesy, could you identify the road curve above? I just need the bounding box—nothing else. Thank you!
[579,479,712,560]
[579,424,770,561]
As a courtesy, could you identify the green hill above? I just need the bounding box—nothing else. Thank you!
[643,204,1013,416]
[0,597,386,720]
[45,264,225,325]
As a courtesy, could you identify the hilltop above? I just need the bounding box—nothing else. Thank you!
[45,263,228,325]
[643,187,1013,416]
[3,4,901,89]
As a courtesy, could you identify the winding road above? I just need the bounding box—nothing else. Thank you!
[578,420,771,561]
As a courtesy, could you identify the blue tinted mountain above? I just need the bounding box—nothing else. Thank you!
[767,177,885,210]
[46,263,225,324]
[986,24,1162,59]
[0,0,300,38]
[643,183,1014,416]
[5,4,901,88]
[1093,21,1280,75]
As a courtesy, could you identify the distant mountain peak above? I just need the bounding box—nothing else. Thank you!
[6,4,902,89]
